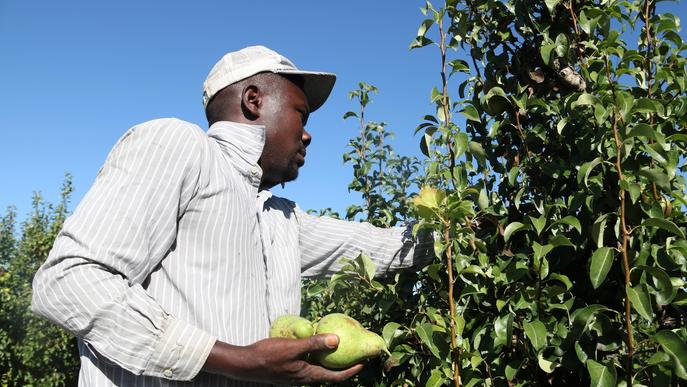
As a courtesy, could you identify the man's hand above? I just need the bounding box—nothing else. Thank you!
[202,334,363,384]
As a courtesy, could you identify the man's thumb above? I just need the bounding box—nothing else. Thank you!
[306,334,339,352]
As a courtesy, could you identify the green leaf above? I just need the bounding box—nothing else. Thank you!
[540,43,555,65]
[628,183,641,204]
[549,234,575,248]
[626,123,659,141]
[416,18,434,37]
[648,351,671,365]
[494,314,513,348]
[557,117,567,135]
[416,323,440,358]
[342,111,357,119]
[420,133,431,157]
[633,98,665,117]
[449,59,470,75]
[591,214,610,249]
[461,104,481,123]
[455,132,469,158]
[545,0,561,13]
[409,36,433,49]
[578,157,603,187]
[550,273,573,290]
[505,360,520,380]
[573,92,596,108]
[655,330,687,380]
[504,222,528,242]
[638,168,671,192]
[590,247,615,289]
[554,34,569,59]
[508,166,519,186]
[586,360,617,387]
[534,255,550,279]
[635,265,676,305]
[550,215,582,234]
[469,141,486,158]
[355,253,376,281]
[537,353,559,373]
[627,284,653,320]
[571,305,610,340]
[594,104,607,126]
[529,215,547,236]
[456,315,465,336]
[524,320,547,350]
[642,218,685,239]
[533,242,554,260]
[382,322,402,347]
[426,369,447,387]
[579,10,591,34]
[430,86,441,103]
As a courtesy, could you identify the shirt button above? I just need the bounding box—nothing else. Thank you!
[163,369,173,378]
[250,166,259,175]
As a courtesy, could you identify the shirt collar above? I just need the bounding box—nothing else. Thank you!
[207,121,265,184]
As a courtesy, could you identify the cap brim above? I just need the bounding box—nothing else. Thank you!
[276,70,336,113]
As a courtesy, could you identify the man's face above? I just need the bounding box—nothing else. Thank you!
[258,78,312,189]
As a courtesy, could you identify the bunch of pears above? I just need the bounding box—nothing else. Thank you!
[269,313,390,369]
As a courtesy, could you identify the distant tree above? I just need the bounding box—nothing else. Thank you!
[0,175,79,386]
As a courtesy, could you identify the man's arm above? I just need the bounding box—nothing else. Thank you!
[295,207,434,278]
[31,119,216,381]
[202,335,362,383]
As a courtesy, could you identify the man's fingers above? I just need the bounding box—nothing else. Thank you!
[300,363,364,383]
[326,363,364,382]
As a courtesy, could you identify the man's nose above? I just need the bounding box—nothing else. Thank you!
[302,129,312,147]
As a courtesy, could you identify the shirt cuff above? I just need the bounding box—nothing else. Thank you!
[143,317,216,381]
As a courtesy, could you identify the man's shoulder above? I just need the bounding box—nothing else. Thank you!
[132,118,206,139]
[113,118,208,152]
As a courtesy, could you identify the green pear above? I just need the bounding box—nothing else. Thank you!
[269,315,315,339]
[314,313,390,369]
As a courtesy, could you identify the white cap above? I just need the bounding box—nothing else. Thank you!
[202,45,336,112]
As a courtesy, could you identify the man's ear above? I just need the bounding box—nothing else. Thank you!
[241,84,261,120]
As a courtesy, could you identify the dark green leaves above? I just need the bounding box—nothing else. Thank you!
[627,284,653,320]
[415,323,442,359]
[504,222,527,242]
[635,266,675,305]
[655,330,687,380]
[586,360,617,387]
[307,2,687,386]
[642,218,686,239]
[589,247,615,289]
[524,320,547,351]
[461,104,481,123]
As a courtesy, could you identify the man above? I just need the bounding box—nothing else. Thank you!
[31,46,430,386]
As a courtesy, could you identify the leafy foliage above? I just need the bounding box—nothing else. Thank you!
[303,0,687,385]
[0,176,79,386]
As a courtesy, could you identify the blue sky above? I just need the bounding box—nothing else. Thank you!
[0,1,440,221]
[1,1,685,222]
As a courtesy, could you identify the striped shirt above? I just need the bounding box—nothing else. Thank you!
[31,118,430,386]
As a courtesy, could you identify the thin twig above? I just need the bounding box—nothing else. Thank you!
[443,219,461,387]
[605,59,634,386]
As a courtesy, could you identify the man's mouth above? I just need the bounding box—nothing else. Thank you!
[296,149,306,165]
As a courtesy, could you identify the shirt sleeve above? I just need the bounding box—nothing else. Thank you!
[31,118,216,381]
[296,206,434,278]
